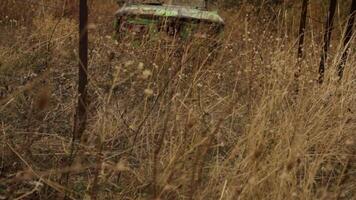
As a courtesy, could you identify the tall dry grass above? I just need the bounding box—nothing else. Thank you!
[0,1,355,199]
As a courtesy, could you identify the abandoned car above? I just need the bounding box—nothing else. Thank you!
[114,0,225,43]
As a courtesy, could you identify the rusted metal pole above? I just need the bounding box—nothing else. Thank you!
[318,0,337,84]
[338,0,356,80]
[62,1,88,198]
[74,0,88,140]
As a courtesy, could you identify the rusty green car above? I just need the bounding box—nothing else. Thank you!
[114,1,225,43]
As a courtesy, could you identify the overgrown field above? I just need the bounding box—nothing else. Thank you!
[0,1,355,199]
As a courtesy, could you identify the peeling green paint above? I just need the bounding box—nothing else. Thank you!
[113,18,120,30]
[180,22,197,39]
[116,4,224,25]
[127,18,157,25]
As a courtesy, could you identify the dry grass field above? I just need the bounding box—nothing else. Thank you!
[0,0,355,199]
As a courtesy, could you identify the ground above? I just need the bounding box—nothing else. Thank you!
[0,1,355,199]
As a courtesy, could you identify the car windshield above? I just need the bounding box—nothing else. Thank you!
[168,0,206,9]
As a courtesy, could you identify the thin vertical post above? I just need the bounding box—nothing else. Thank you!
[62,1,88,198]
[297,0,309,59]
[74,0,88,140]
[294,0,309,94]
[319,0,337,84]
[338,0,356,80]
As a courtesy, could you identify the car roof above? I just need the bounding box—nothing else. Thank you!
[116,4,224,25]
[123,1,206,9]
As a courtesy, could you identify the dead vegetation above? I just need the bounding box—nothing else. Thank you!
[0,0,355,199]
